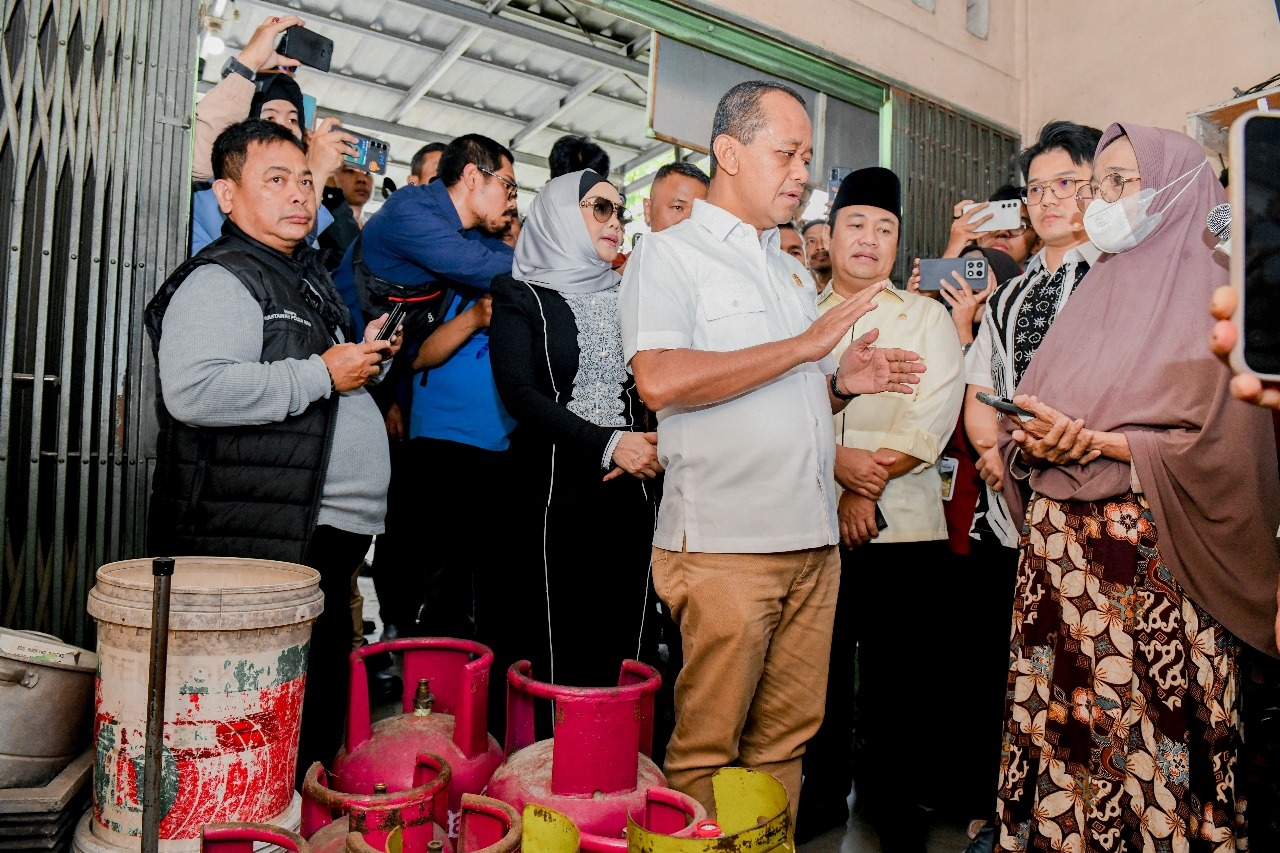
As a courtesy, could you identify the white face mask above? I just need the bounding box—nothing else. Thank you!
[1083,159,1206,253]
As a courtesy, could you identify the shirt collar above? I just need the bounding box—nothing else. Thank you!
[1025,240,1103,277]
[690,198,780,250]
[425,178,466,233]
[818,281,904,306]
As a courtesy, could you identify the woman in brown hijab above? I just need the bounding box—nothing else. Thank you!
[989,123,1280,850]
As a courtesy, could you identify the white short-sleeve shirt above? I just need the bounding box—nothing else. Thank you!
[619,199,839,553]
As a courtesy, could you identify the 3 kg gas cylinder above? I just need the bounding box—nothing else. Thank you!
[483,660,671,841]
[330,638,504,836]
[301,754,451,853]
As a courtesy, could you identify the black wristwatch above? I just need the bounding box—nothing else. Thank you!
[221,56,254,82]
[830,369,859,402]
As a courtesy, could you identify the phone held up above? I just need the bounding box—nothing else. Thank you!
[828,166,853,199]
[962,199,1023,233]
[975,391,1034,422]
[1228,109,1280,382]
[339,130,390,174]
[917,257,987,292]
[276,27,333,73]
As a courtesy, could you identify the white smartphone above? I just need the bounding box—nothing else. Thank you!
[963,199,1023,233]
[1228,109,1280,381]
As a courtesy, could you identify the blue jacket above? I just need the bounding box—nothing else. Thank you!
[333,179,517,451]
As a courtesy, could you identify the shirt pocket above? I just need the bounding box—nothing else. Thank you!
[699,284,769,350]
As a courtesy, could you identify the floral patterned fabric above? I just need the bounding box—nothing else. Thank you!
[995,492,1246,852]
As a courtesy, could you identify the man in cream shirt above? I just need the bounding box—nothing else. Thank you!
[620,82,925,820]
[798,167,963,848]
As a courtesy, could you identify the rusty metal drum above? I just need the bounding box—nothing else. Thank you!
[80,557,323,851]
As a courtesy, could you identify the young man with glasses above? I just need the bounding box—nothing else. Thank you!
[330,133,520,643]
[953,119,1103,850]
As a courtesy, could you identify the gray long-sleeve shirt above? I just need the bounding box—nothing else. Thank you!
[158,264,390,535]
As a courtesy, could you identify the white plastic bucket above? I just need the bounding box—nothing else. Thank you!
[84,557,323,852]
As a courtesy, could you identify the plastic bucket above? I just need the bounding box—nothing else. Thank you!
[84,557,323,851]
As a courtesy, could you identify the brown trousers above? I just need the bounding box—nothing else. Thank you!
[651,544,840,820]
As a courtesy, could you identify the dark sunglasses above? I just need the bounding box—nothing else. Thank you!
[581,197,632,227]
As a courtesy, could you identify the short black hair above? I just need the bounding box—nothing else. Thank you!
[778,221,799,232]
[410,142,448,179]
[437,134,514,188]
[988,184,1023,203]
[548,135,611,179]
[800,218,826,237]
[1016,120,1104,182]
[653,160,710,189]
[212,119,306,183]
[709,81,806,177]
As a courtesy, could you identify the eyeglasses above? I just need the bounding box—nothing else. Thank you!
[581,197,632,227]
[1021,178,1087,205]
[1075,173,1143,212]
[477,166,519,200]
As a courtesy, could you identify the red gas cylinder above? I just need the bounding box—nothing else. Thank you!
[331,638,505,834]
[301,754,452,853]
[577,787,707,852]
[201,823,311,853]
[345,795,520,853]
[483,660,668,840]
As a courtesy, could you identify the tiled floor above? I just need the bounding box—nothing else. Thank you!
[360,570,975,853]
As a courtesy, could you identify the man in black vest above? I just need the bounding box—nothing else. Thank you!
[145,119,401,782]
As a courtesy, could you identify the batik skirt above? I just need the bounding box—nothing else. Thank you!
[994,492,1246,852]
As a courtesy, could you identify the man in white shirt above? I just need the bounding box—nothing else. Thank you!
[798,167,963,847]
[619,80,925,819]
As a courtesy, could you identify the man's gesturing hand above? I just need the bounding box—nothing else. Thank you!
[836,328,925,395]
[322,342,385,392]
[797,281,887,363]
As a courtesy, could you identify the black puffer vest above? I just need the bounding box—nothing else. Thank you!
[144,224,352,563]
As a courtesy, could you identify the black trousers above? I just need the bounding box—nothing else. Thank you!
[371,435,422,632]
[296,524,372,787]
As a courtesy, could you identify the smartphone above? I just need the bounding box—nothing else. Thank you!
[918,257,987,291]
[873,504,889,533]
[302,93,316,132]
[1228,109,1280,380]
[827,166,853,198]
[975,391,1034,421]
[374,300,406,343]
[963,199,1023,233]
[276,26,333,74]
[341,130,390,174]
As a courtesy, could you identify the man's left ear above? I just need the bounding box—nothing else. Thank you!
[212,178,235,216]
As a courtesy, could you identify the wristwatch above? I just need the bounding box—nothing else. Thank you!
[829,369,859,402]
[221,55,254,82]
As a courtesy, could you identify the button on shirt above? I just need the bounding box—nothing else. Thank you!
[619,199,838,553]
[819,285,963,543]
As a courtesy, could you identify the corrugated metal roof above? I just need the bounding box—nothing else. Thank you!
[199,0,656,210]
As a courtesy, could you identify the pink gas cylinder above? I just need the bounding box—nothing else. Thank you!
[301,754,452,853]
[201,823,311,853]
[482,660,669,840]
[345,795,520,853]
[577,787,706,852]
[331,638,504,833]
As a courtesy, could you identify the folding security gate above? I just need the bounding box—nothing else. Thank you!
[0,0,197,644]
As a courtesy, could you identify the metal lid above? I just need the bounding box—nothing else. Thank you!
[0,628,97,673]
[87,556,324,631]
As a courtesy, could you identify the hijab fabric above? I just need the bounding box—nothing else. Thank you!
[512,169,620,295]
[999,122,1280,657]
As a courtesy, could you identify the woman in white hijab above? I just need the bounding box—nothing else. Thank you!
[486,170,661,698]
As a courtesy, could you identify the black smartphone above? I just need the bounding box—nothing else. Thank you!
[374,301,406,343]
[341,130,389,175]
[873,504,889,533]
[276,26,333,73]
[918,257,987,291]
[1228,109,1280,380]
[828,166,852,198]
[975,391,1034,421]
